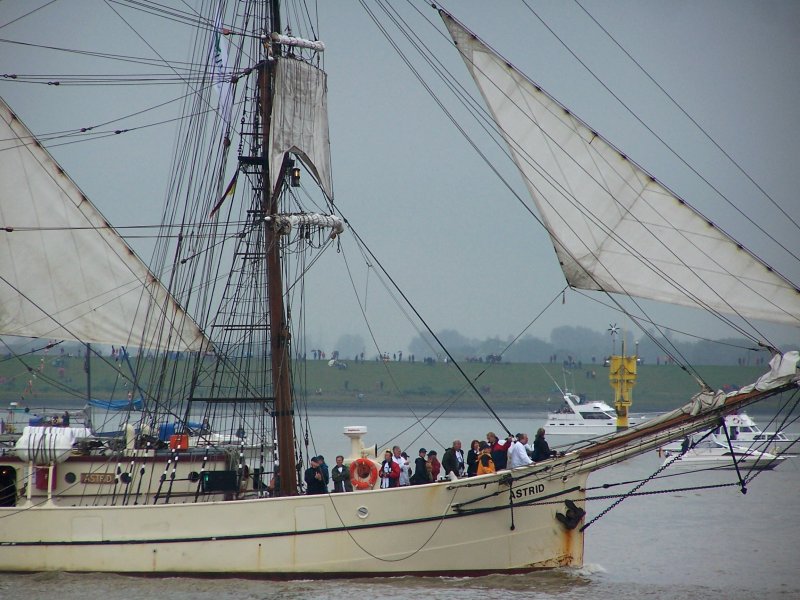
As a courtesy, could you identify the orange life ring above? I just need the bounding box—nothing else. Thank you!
[350,458,378,490]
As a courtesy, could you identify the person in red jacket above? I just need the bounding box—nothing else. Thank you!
[379,449,400,488]
[426,450,441,481]
[487,431,512,470]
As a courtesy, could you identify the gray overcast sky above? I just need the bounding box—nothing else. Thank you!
[1,0,798,357]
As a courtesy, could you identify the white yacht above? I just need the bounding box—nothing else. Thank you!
[544,392,618,435]
[717,413,795,452]
[659,413,796,455]
[660,436,786,470]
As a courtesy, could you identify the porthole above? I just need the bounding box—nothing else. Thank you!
[356,506,369,519]
[64,472,76,484]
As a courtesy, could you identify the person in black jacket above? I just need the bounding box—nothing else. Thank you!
[316,455,330,488]
[441,440,465,478]
[466,439,480,477]
[304,456,327,494]
[410,447,430,485]
[532,428,556,462]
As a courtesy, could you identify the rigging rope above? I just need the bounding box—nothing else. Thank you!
[344,221,513,438]
[572,0,800,237]
[364,0,721,386]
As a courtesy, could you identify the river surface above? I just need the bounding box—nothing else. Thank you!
[3,408,799,599]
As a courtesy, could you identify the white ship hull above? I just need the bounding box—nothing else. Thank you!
[0,467,588,575]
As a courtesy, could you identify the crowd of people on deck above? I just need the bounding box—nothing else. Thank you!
[302,428,558,495]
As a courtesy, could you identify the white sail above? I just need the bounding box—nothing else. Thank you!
[0,97,210,352]
[270,57,334,200]
[270,213,344,238]
[442,13,799,326]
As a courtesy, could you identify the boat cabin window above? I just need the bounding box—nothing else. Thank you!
[580,412,612,420]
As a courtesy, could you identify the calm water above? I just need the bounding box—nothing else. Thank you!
[3,409,799,599]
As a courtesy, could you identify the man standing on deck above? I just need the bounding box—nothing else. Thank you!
[304,457,327,495]
[392,446,410,486]
[316,455,330,490]
[410,448,430,485]
[508,433,533,469]
[442,439,465,478]
[331,455,353,492]
[487,432,512,470]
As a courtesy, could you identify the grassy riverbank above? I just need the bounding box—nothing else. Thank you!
[0,353,771,413]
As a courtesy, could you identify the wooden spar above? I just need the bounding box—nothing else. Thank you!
[259,0,297,496]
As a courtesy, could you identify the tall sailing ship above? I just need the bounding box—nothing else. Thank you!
[0,2,797,575]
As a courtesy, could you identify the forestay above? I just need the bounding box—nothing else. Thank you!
[0,97,209,352]
[442,13,799,326]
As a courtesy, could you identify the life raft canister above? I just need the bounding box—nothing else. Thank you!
[350,457,378,490]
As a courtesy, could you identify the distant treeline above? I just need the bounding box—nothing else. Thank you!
[0,348,777,414]
[403,326,791,368]
[300,326,792,368]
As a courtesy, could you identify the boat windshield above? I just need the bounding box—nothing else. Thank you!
[580,412,613,420]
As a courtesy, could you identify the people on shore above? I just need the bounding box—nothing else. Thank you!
[466,439,480,477]
[331,455,353,492]
[508,433,532,469]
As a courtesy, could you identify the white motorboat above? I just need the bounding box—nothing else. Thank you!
[718,413,796,453]
[544,392,618,435]
[658,413,796,455]
[660,436,787,470]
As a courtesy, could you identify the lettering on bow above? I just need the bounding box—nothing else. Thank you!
[513,483,545,499]
[80,472,116,484]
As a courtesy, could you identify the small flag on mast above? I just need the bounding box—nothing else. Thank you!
[210,8,234,130]
[209,171,238,218]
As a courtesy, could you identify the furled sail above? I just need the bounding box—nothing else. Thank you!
[442,12,799,326]
[0,97,210,352]
[270,57,333,200]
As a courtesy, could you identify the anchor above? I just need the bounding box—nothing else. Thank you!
[556,499,585,530]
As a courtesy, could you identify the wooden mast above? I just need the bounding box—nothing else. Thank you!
[259,0,298,495]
